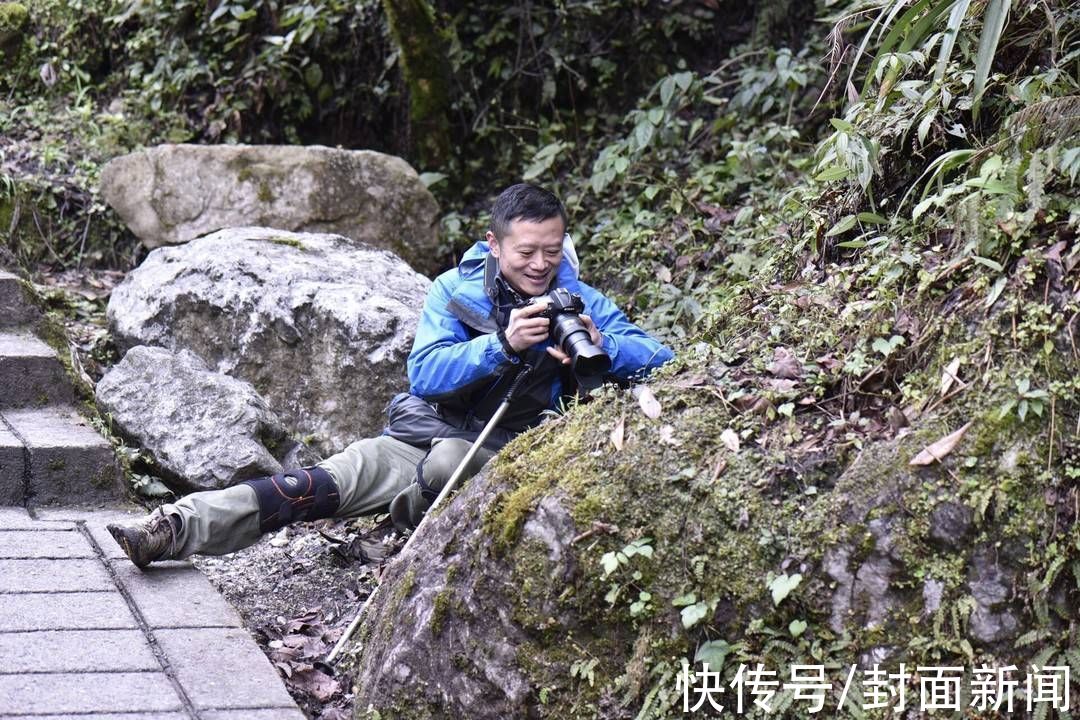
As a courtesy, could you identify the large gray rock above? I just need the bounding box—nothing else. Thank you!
[95,346,300,492]
[106,228,431,457]
[99,144,441,274]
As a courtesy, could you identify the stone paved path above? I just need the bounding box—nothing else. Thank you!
[0,506,306,719]
[1,268,306,717]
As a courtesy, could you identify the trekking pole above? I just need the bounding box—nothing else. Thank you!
[316,365,532,675]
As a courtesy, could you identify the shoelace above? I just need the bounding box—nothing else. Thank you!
[150,508,179,560]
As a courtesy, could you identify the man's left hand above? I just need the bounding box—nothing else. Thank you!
[546,314,603,365]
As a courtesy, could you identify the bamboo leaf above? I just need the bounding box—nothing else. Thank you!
[972,0,1011,120]
[862,0,939,96]
[826,215,858,237]
[985,275,1007,307]
[934,0,973,83]
[971,255,1004,272]
[899,0,954,55]
[815,164,849,182]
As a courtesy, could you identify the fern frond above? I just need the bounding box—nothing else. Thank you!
[1005,95,1080,145]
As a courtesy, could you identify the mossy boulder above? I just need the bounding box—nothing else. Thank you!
[99,144,442,274]
[0,2,28,56]
[349,400,1075,718]
[348,246,1079,718]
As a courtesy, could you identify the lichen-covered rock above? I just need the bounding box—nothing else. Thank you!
[106,228,430,457]
[99,144,441,273]
[95,345,317,492]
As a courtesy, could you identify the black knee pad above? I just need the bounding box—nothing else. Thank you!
[243,466,341,533]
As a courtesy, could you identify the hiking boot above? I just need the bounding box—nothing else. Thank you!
[107,509,181,568]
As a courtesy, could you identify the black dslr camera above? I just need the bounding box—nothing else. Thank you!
[529,288,612,377]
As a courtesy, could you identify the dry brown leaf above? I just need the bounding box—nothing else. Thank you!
[610,416,625,451]
[633,386,662,419]
[909,421,973,466]
[763,378,799,393]
[672,372,709,388]
[732,394,761,412]
[815,354,843,373]
[767,347,803,379]
[710,455,727,482]
[940,357,962,396]
[291,667,341,702]
[721,428,740,453]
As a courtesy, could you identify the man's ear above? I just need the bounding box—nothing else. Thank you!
[486,230,499,257]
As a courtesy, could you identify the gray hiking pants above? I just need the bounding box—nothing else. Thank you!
[163,436,494,558]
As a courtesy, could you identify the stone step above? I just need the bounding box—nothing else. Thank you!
[0,423,22,505]
[0,405,122,506]
[0,330,74,409]
[0,270,40,327]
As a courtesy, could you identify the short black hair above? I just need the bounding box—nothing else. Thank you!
[489,183,567,240]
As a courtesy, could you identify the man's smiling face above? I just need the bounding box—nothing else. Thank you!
[487,215,566,297]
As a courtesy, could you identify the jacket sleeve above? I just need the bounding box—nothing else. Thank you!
[407,275,518,399]
[580,283,674,380]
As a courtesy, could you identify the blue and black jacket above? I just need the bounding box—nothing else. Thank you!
[387,241,673,449]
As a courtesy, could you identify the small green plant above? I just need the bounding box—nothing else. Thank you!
[569,657,598,687]
[600,537,654,577]
[998,378,1050,421]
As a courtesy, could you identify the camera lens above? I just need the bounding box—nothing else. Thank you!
[551,314,612,377]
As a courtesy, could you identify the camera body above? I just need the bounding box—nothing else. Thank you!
[531,287,586,320]
[528,288,612,377]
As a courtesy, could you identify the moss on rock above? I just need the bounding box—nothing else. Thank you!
[0,2,28,55]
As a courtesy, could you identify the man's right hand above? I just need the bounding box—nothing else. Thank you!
[503,301,551,353]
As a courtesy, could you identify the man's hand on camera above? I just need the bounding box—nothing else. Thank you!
[504,301,552,353]
[546,314,603,366]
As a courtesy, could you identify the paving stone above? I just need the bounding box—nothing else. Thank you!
[0,425,23,506]
[0,507,74,530]
[3,407,122,505]
[0,529,93,558]
[155,628,297,710]
[0,558,113,592]
[202,709,308,720]
[2,715,188,720]
[0,672,182,714]
[0,332,72,409]
[1,591,137,631]
[0,629,158,673]
[111,559,241,628]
